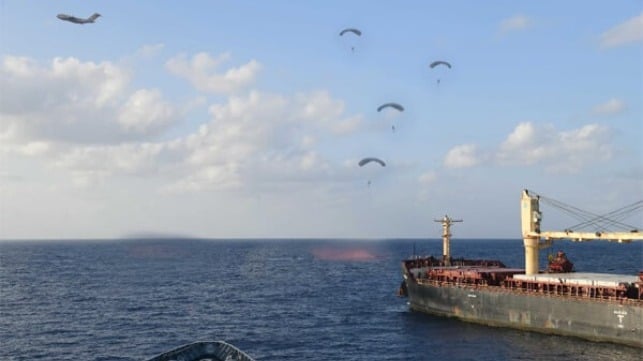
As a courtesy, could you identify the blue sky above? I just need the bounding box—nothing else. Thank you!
[0,1,641,239]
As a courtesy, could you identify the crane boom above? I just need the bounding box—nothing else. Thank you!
[521,189,642,275]
[527,231,640,243]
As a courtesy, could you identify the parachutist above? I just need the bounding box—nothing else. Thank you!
[340,28,361,53]
[360,158,384,187]
[430,60,450,86]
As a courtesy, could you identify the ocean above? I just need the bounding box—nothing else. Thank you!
[1,238,641,360]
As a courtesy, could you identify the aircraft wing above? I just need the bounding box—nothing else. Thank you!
[56,14,87,24]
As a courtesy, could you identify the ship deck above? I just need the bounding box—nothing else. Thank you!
[512,272,640,287]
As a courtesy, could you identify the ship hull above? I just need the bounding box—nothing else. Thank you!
[406,280,643,347]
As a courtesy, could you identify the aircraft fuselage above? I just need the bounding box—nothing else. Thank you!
[57,13,100,24]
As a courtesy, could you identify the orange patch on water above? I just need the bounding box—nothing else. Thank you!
[311,247,378,261]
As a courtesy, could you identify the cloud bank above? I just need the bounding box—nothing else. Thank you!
[442,122,613,174]
[0,52,364,192]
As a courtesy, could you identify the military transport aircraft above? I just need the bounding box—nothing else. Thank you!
[57,13,101,24]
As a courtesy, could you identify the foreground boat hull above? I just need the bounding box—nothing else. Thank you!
[145,341,256,361]
[406,280,643,347]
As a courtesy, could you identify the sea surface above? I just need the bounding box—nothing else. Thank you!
[1,238,641,361]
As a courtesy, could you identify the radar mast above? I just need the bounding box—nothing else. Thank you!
[434,215,463,266]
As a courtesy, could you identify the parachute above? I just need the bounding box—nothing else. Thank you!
[430,61,452,86]
[377,103,404,112]
[430,60,452,69]
[358,157,386,167]
[339,28,362,53]
[339,28,362,36]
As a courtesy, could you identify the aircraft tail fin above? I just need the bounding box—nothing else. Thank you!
[88,13,101,22]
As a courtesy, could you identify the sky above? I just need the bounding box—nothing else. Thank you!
[0,1,641,240]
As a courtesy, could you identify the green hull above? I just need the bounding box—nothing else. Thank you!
[406,280,643,347]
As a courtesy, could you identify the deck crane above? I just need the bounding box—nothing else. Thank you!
[521,189,643,275]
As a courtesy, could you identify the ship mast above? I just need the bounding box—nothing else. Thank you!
[434,215,462,266]
[520,189,643,275]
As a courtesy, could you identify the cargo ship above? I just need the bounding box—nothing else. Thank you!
[399,190,642,347]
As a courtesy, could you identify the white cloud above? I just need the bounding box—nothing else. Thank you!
[52,142,167,187]
[160,163,242,193]
[294,91,361,135]
[0,56,128,114]
[55,143,165,174]
[167,90,360,192]
[0,51,362,195]
[600,13,643,48]
[496,122,612,173]
[0,56,178,145]
[1,55,36,77]
[39,89,360,192]
[592,98,626,115]
[418,171,437,185]
[498,122,541,159]
[499,15,531,33]
[118,89,176,133]
[166,52,261,94]
[195,90,359,163]
[50,57,128,107]
[17,141,51,156]
[444,144,480,169]
[436,122,615,175]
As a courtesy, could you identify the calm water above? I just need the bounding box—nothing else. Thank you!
[1,238,641,360]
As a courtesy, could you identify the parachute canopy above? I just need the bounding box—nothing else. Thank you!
[377,103,404,112]
[430,60,452,69]
[339,28,362,36]
[358,157,386,167]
